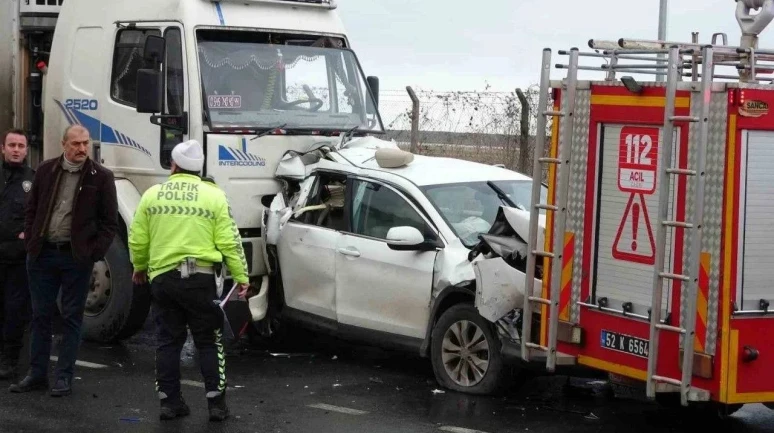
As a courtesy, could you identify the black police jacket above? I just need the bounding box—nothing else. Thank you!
[0,161,35,263]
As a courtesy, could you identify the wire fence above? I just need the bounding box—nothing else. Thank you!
[376,84,552,178]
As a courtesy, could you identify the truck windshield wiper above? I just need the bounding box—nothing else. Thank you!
[250,124,289,141]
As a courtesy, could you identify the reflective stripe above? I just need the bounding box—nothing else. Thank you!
[146,205,215,219]
[215,329,226,392]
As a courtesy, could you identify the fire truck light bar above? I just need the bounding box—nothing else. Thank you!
[211,0,337,9]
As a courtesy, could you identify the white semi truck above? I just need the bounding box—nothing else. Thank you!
[0,0,386,342]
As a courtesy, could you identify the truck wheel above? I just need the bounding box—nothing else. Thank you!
[430,304,508,395]
[82,236,151,342]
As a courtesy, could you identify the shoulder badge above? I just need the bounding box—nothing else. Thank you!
[22,181,32,193]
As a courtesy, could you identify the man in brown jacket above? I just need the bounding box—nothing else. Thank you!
[9,125,118,397]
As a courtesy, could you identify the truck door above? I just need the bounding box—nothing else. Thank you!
[726,128,774,401]
[102,23,188,191]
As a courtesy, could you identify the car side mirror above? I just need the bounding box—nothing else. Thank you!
[386,226,438,251]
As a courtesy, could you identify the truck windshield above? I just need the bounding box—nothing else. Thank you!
[197,35,384,133]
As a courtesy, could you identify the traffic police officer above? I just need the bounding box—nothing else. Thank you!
[128,140,249,422]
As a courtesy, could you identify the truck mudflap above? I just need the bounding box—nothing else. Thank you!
[468,207,544,323]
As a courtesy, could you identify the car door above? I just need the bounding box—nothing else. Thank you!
[277,172,346,322]
[335,178,440,339]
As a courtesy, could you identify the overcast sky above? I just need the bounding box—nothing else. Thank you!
[338,0,774,93]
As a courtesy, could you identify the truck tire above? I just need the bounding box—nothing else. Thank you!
[430,304,508,395]
[82,236,151,343]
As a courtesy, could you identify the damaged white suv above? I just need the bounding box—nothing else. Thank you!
[261,135,547,395]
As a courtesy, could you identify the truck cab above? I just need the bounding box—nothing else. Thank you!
[42,0,384,342]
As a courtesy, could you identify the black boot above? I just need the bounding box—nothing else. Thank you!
[9,375,49,393]
[207,392,230,422]
[160,394,190,421]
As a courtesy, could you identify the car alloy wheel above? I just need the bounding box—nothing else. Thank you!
[441,319,491,387]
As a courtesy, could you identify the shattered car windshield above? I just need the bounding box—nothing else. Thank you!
[421,180,548,247]
[197,33,384,132]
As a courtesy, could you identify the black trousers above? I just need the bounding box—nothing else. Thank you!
[0,263,31,362]
[151,271,226,401]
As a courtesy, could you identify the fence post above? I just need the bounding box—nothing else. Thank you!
[515,88,531,174]
[406,86,420,153]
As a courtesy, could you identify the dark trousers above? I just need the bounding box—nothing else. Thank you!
[151,271,226,401]
[0,263,31,362]
[27,246,92,380]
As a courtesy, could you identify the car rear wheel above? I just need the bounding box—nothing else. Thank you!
[430,304,507,395]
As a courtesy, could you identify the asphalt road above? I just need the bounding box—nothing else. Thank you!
[0,320,773,433]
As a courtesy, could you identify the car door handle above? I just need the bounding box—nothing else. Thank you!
[337,248,361,257]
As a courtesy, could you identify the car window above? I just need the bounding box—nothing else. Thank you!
[350,180,427,240]
[292,173,348,231]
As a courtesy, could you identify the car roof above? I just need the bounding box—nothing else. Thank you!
[335,145,533,187]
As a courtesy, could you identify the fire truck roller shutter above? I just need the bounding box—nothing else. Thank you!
[593,125,679,318]
[738,130,774,312]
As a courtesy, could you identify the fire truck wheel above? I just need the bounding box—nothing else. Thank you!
[430,304,508,395]
[81,236,151,343]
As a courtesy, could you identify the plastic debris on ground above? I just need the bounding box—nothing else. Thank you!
[270,353,315,358]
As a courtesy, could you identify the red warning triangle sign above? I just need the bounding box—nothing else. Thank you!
[612,193,655,265]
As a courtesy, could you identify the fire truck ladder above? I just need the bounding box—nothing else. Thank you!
[521,47,579,372]
[645,44,714,406]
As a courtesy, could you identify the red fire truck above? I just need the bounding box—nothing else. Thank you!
[520,0,774,416]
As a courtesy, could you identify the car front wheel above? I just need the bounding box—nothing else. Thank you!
[430,304,507,395]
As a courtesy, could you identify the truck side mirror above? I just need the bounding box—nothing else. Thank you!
[136,69,162,114]
[366,76,379,114]
[143,35,166,64]
[136,34,165,114]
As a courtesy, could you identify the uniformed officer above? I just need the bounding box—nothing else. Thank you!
[0,129,34,380]
[128,140,249,422]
